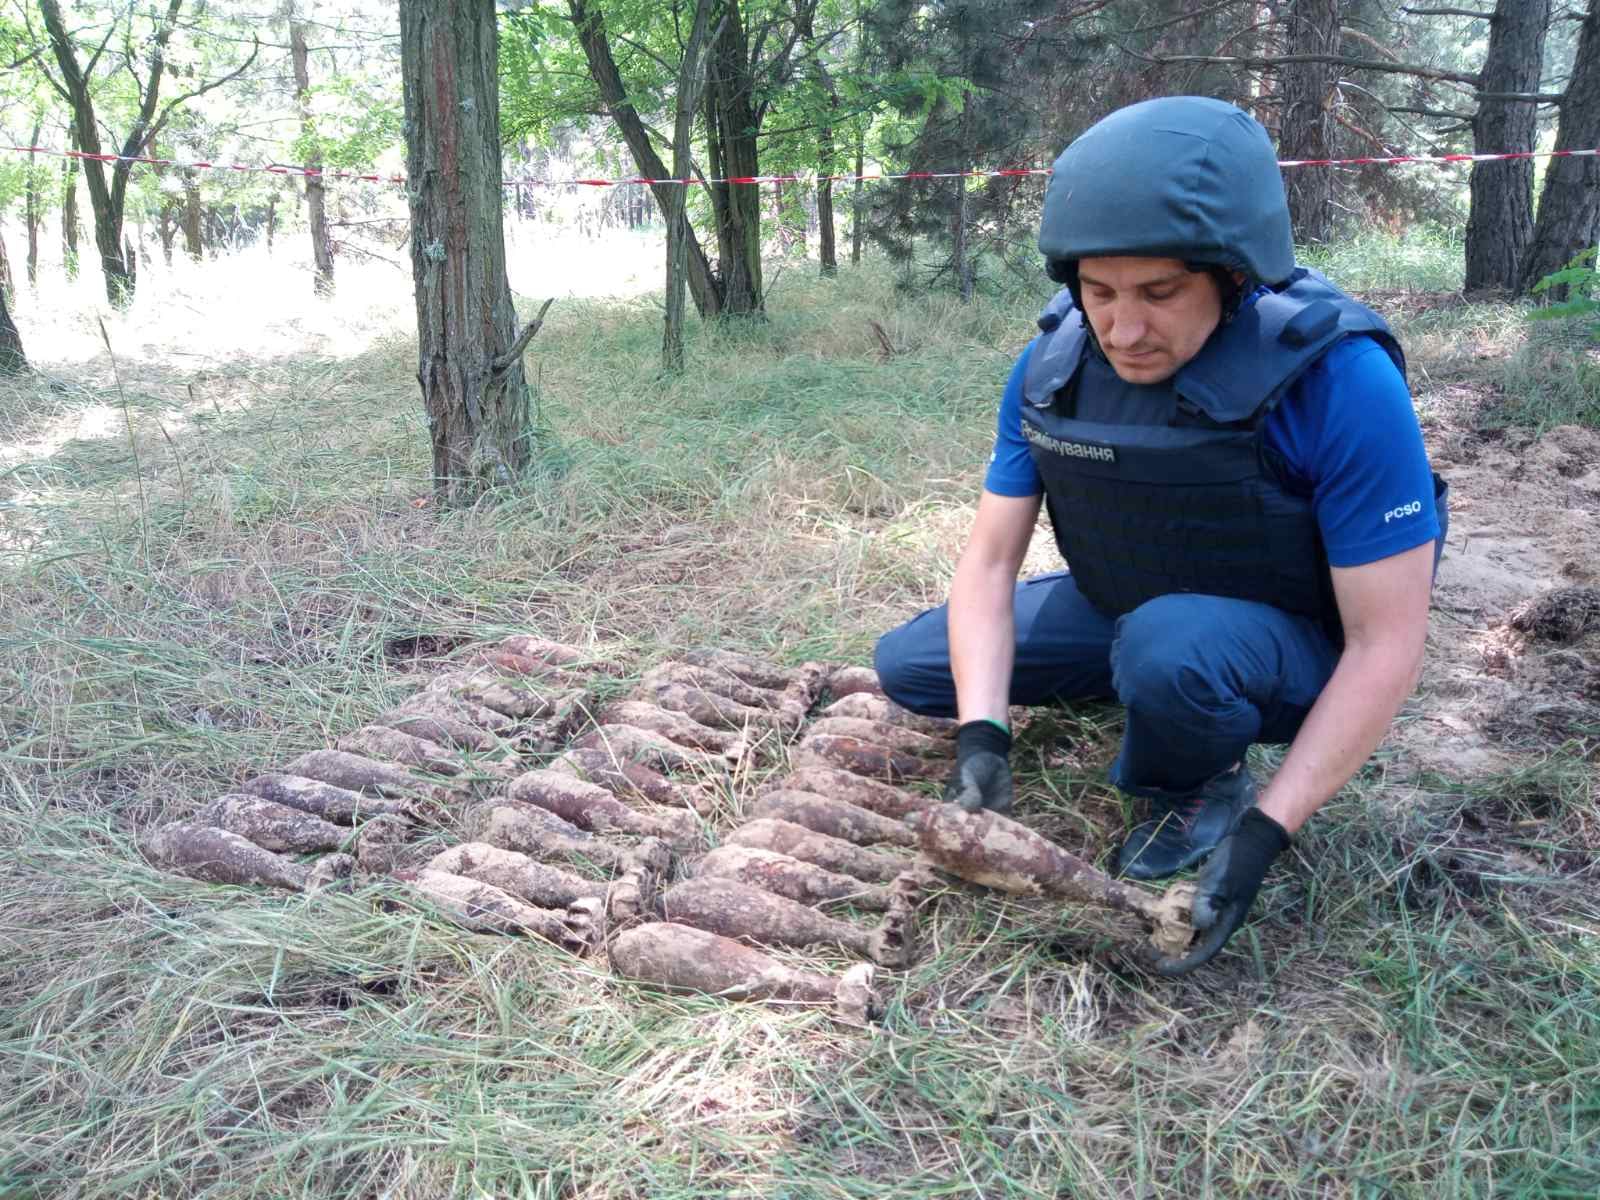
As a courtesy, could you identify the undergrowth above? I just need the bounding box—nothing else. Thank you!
[1,229,1596,1198]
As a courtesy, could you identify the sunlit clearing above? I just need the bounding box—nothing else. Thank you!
[11,205,661,372]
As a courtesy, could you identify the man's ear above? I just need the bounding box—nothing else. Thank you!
[1231,270,1247,287]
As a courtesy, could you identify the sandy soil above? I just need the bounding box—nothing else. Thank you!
[1400,416,1600,778]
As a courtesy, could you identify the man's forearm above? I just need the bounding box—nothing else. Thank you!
[948,563,1017,726]
[1257,642,1423,834]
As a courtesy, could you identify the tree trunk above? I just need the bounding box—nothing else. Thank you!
[953,102,974,302]
[770,180,786,248]
[159,199,176,266]
[0,236,14,303]
[25,120,42,289]
[568,0,722,318]
[953,179,972,302]
[1518,0,1600,299]
[813,21,838,279]
[401,0,535,501]
[706,4,764,315]
[38,0,252,298]
[852,128,864,266]
[291,20,336,295]
[83,167,134,300]
[1465,0,1551,294]
[788,182,806,255]
[40,0,185,306]
[62,126,80,280]
[43,0,138,302]
[25,192,39,290]
[183,177,204,260]
[1279,0,1339,244]
[663,0,716,373]
[0,282,25,375]
[266,192,278,252]
[818,177,837,276]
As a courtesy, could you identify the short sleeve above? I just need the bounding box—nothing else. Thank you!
[1264,336,1441,568]
[983,342,1045,498]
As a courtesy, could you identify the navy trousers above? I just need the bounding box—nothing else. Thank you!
[873,572,1341,799]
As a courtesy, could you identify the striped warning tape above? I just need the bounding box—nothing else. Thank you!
[4,143,1597,188]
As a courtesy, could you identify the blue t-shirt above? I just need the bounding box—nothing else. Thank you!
[984,328,1441,568]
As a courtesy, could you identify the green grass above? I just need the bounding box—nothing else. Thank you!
[1300,224,1466,293]
[1493,321,1600,432]
[2,239,1597,1198]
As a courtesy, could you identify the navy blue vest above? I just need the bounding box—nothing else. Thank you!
[1020,268,1404,637]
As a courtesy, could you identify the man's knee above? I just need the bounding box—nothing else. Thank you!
[1109,596,1235,718]
[872,618,957,717]
[872,627,912,707]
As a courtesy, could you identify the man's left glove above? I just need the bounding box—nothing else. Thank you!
[943,720,1014,814]
[1152,807,1290,976]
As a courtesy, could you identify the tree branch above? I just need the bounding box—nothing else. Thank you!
[1119,47,1484,88]
[752,0,819,122]
[81,14,120,81]
[32,60,71,103]
[7,41,49,72]
[1473,91,1566,102]
[111,0,185,219]
[7,10,107,72]
[1120,0,1251,35]
[493,298,556,374]
[1341,27,1399,62]
[1401,6,1494,17]
[612,32,675,75]
[1389,105,1473,119]
[144,35,263,151]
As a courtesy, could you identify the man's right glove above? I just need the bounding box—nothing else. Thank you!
[1152,806,1290,976]
[943,720,1014,814]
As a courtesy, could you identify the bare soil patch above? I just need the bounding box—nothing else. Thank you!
[1399,412,1600,777]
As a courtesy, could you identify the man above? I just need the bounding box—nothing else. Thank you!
[874,96,1447,973]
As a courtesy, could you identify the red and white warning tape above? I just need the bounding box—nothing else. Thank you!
[1,145,408,185]
[4,143,1598,188]
[1276,148,1600,168]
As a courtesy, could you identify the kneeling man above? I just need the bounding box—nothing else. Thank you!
[875,96,1447,971]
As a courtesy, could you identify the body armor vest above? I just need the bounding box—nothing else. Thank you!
[1020,268,1405,638]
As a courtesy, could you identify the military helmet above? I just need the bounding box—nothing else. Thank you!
[1038,96,1295,287]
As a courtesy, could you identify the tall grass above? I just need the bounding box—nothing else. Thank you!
[1300,223,1465,293]
[1,233,1596,1198]
[1495,321,1600,432]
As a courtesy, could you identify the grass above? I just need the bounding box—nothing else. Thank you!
[2,226,1597,1198]
[1300,223,1466,293]
[1494,321,1600,432]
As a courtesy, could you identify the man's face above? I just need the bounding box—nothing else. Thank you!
[1077,256,1225,384]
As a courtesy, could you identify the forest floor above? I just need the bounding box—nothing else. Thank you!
[1,226,1597,1199]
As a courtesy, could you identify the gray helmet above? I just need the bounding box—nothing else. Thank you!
[1038,96,1295,286]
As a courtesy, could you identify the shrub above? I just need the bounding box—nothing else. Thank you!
[1527,247,1600,337]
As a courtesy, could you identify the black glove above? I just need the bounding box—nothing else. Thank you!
[944,720,1014,814]
[1153,807,1290,976]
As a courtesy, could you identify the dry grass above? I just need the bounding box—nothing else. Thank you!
[1,227,1597,1198]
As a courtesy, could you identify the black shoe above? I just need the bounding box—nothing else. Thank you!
[1115,764,1257,882]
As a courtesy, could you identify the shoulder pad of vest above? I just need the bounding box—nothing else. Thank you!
[1023,288,1089,407]
[1176,267,1404,423]
[1036,287,1078,333]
